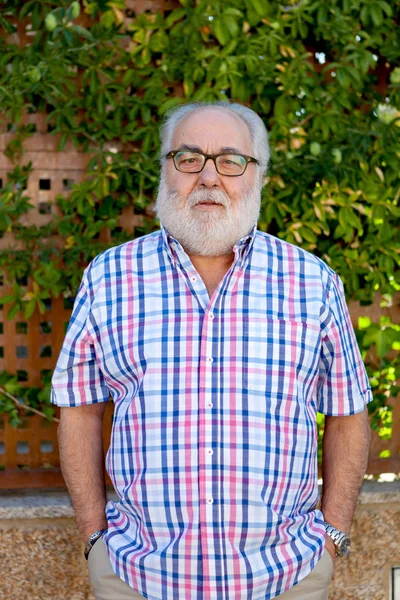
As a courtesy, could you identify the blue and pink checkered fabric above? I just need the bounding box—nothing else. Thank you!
[51,226,372,600]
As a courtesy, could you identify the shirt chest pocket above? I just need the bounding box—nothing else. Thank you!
[243,317,321,398]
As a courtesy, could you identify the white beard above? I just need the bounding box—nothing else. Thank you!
[155,176,261,257]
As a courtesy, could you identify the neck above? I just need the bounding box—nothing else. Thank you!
[188,252,235,272]
[188,252,235,298]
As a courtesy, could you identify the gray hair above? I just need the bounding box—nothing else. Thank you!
[159,101,270,178]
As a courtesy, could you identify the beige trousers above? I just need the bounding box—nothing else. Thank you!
[88,538,334,600]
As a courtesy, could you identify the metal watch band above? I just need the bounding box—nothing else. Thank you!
[324,522,350,557]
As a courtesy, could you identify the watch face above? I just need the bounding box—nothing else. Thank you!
[337,537,351,557]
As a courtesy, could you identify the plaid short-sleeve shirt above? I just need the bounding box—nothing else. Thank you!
[51,226,372,600]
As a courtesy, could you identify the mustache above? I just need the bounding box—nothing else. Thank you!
[186,189,230,208]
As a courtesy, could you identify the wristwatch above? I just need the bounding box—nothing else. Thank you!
[324,522,351,557]
[84,529,107,560]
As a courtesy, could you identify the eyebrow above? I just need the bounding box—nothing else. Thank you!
[174,144,247,155]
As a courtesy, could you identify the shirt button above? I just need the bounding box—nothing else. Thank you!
[206,448,213,455]
[206,357,214,362]
[209,313,214,320]
[190,276,197,283]
[207,497,214,504]
[207,402,213,408]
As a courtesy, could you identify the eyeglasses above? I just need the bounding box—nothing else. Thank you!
[165,150,259,177]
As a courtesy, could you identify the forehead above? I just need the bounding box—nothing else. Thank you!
[171,108,253,153]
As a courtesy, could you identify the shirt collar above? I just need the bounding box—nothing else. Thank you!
[233,224,257,263]
[161,223,257,266]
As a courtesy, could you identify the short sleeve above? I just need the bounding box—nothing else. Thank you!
[317,273,373,415]
[50,265,110,407]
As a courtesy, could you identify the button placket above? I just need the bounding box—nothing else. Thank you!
[198,297,218,580]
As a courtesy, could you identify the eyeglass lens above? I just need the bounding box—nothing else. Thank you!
[174,152,247,175]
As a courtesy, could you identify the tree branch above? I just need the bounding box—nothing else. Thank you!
[0,386,59,423]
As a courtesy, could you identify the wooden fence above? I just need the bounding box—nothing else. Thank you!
[0,1,399,489]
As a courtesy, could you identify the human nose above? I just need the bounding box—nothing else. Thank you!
[197,157,221,187]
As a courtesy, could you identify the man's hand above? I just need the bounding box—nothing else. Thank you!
[324,536,338,565]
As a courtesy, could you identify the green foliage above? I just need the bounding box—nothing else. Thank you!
[0,370,54,428]
[0,0,399,440]
[357,315,400,446]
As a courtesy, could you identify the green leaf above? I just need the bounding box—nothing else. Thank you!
[9,414,22,428]
[273,95,289,119]
[141,47,151,65]
[158,97,185,115]
[63,28,74,45]
[377,0,393,17]
[248,0,268,17]
[317,5,328,25]
[7,303,20,321]
[246,8,261,26]
[58,134,68,151]
[213,19,230,46]
[224,8,244,17]
[337,69,351,88]
[100,10,115,28]
[45,12,58,32]
[363,325,400,358]
[224,16,239,38]
[24,299,37,319]
[5,378,20,395]
[0,16,16,33]
[358,316,372,330]
[360,5,369,24]
[165,7,186,27]
[20,1,36,18]
[0,294,16,305]
[369,4,383,26]
[69,25,93,40]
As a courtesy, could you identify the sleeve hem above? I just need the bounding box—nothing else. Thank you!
[318,387,373,417]
[51,393,111,408]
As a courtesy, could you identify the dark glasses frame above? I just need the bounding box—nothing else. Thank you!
[165,150,259,177]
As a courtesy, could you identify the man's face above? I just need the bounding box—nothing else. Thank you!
[156,108,262,257]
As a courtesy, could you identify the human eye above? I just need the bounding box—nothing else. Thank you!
[217,154,246,173]
[175,152,203,170]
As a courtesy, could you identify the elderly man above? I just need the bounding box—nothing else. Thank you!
[51,101,372,600]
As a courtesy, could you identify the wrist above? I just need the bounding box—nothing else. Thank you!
[324,521,351,557]
[82,524,107,543]
[320,508,351,536]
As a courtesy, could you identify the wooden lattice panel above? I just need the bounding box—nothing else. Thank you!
[0,404,113,489]
[0,126,118,488]
[0,292,71,387]
[0,414,59,470]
